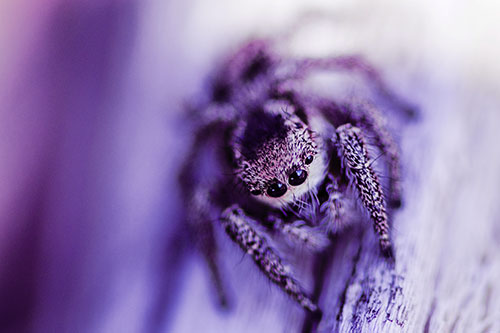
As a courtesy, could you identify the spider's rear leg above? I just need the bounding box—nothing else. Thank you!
[295,55,418,119]
[221,205,320,314]
[184,187,231,309]
[180,124,233,309]
[335,124,394,258]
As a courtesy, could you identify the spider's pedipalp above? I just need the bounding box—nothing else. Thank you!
[221,205,319,313]
[319,174,348,234]
[270,216,330,251]
[335,124,393,258]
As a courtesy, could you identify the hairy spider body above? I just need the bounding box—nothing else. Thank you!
[180,39,414,316]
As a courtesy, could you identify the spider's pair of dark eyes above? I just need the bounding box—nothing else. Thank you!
[250,176,303,197]
[250,156,314,197]
[250,185,287,197]
[266,170,307,197]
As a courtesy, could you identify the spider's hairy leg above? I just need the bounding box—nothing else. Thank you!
[319,174,347,234]
[295,55,418,118]
[180,124,231,309]
[335,124,394,258]
[221,205,320,314]
[269,216,330,252]
[186,188,230,308]
[354,102,403,208]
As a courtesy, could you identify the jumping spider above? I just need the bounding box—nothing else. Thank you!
[180,39,415,317]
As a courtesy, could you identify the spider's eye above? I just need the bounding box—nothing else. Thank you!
[305,155,314,165]
[288,169,307,186]
[266,181,287,198]
[250,189,262,196]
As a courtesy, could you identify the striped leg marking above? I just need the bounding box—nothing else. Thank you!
[221,205,320,313]
[336,124,393,258]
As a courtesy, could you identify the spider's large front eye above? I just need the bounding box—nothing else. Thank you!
[288,169,307,186]
[266,181,287,198]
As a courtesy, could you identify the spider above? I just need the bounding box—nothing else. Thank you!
[179,38,415,317]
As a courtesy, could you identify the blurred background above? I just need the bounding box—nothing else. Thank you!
[1,0,499,332]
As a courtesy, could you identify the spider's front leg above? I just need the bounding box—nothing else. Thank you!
[317,99,403,208]
[353,102,403,207]
[221,205,320,314]
[335,124,394,258]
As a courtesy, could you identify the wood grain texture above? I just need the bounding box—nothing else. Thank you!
[320,89,500,332]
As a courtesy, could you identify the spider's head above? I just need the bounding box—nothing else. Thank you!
[233,105,327,208]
